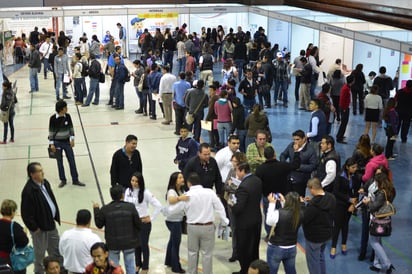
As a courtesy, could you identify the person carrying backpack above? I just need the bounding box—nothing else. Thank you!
[73,53,87,105]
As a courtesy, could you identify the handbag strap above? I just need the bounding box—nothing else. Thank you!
[10,221,16,247]
[193,94,206,114]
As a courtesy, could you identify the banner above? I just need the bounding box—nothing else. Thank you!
[129,13,178,41]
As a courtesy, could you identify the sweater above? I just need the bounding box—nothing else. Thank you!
[362,154,388,183]
[48,114,74,144]
[110,148,143,188]
[0,219,29,259]
[214,99,232,123]
[174,137,199,171]
[339,84,351,110]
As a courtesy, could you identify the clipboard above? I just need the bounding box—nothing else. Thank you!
[201,120,212,131]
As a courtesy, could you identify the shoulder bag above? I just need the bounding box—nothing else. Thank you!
[374,190,396,218]
[185,94,206,125]
[9,222,34,271]
[0,94,13,123]
[369,216,392,237]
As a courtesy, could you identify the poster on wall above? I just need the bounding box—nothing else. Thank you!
[129,12,179,41]
[400,53,411,89]
[2,31,14,66]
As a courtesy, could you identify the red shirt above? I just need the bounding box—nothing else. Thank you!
[339,84,351,110]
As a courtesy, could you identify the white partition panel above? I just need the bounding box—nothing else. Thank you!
[353,40,380,76]
[290,24,319,65]
[267,19,291,54]
[319,31,353,73]
[248,12,268,37]
[189,12,247,36]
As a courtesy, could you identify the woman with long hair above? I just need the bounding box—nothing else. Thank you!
[0,81,16,144]
[382,98,399,159]
[214,89,232,148]
[330,69,345,122]
[124,172,162,274]
[364,85,383,143]
[352,134,372,179]
[330,157,360,258]
[266,192,303,274]
[89,35,101,59]
[363,172,396,273]
[349,63,366,115]
[164,172,188,273]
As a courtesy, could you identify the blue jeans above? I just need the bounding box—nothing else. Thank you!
[164,50,174,72]
[310,76,318,99]
[192,111,204,142]
[178,57,186,73]
[29,68,39,91]
[135,87,143,109]
[234,59,246,80]
[370,235,391,271]
[165,221,183,272]
[135,222,151,270]
[217,122,232,146]
[74,78,84,103]
[274,79,288,104]
[55,73,68,98]
[54,140,79,182]
[109,248,135,274]
[243,98,256,112]
[245,136,255,149]
[262,196,271,236]
[3,111,15,142]
[85,78,100,105]
[43,58,51,78]
[234,129,247,153]
[305,239,326,274]
[114,80,125,108]
[267,244,297,274]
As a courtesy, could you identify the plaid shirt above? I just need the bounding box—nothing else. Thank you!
[273,60,289,81]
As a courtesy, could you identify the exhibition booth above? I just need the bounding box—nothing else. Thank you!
[0,4,411,88]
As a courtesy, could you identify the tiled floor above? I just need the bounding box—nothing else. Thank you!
[1,60,411,273]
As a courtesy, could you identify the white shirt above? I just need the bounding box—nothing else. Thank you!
[159,73,177,95]
[39,42,52,59]
[306,115,319,138]
[215,146,238,183]
[168,185,229,225]
[165,189,185,222]
[59,227,101,273]
[364,94,383,110]
[124,188,162,221]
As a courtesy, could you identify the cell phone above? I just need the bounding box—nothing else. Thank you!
[274,193,280,200]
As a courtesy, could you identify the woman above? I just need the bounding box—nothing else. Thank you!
[0,199,29,274]
[89,35,101,59]
[350,64,366,115]
[362,143,389,183]
[330,69,345,122]
[363,172,396,273]
[253,61,269,108]
[214,90,232,148]
[382,98,399,160]
[124,172,162,274]
[266,192,303,274]
[223,38,235,60]
[352,134,372,180]
[164,172,188,274]
[222,59,238,85]
[330,157,360,258]
[224,152,247,262]
[364,85,383,143]
[85,242,123,274]
[245,104,269,148]
[1,81,16,144]
[57,31,71,54]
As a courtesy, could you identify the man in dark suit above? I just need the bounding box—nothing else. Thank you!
[230,162,262,274]
[255,145,301,238]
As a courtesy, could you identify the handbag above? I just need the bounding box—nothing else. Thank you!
[374,190,396,218]
[369,216,392,237]
[9,222,34,271]
[99,72,106,83]
[185,94,206,125]
[47,146,62,160]
[0,110,9,123]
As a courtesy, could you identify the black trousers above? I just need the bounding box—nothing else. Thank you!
[398,112,412,142]
[331,205,352,247]
[174,105,186,133]
[336,108,349,140]
[351,88,364,114]
[236,224,261,274]
[294,76,302,101]
[332,95,340,120]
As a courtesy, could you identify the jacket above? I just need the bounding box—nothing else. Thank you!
[362,154,388,183]
[185,88,208,115]
[175,137,199,171]
[110,148,143,188]
[183,156,222,194]
[94,201,141,251]
[28,49,42,69]
[245,112,268,137]
[21,179,61,232]
[333,171,361,209]
[395,86,412,114]
[302,192,336,243]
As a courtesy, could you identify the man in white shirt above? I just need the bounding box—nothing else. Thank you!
[39,36,53,79]
[59,209,101,274]
[215,134,241,187]
[169,173,229,274]
[159,65,177,125]
[316,135,340,192]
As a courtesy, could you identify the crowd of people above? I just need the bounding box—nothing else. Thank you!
[0,21,409,274]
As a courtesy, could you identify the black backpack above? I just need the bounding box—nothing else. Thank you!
[80,61,89,77]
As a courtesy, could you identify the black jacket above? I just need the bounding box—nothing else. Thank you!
[333,172,361,209]
[183,156,222,195]
[302,192,336,243]
[255,152,301,196]
[110,148,142,188]
[21,179,60,232]
[94,201,141,250]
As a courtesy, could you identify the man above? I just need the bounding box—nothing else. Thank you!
[110,134,143,189]
[248,259,270,274]
[246,130,273,173]
[159,65,177,125]
[395,79,412,143]
[107,47,124,106]
[85,242,123,274]
[255,145,301,237]
[306,99,327,144]
[184,79,208,142]
[373,66,394,106]
[43,256,61,274]
[72,53,86,105]
[184,143,222,195]
[83,53,102,106]
[316,135,340,192]
[215,135,241,185]
[261,55,274,108]
[299,57,312,110]
[230,163,262,274]
[93,185,141,274]
[163,34,177,72]
[39,36,53,79]
[28,44,41,93]
[174,126,199,172]
[117,23,127,58]
[303,178,336,274]
[29,26,40,46]
[272,52,290,107]
[172,72,191,134]
[148,63,162,120]
[238,69,257,112]
[113,54,129,110]
[280,129,318,197]
[168,173,229,274]
[48,100,85,188]
[233,38,247,80]
[336,75,353,144]
[21,162,63,273]
[199,48,214,87]
[59,209,101,274]
[293,50,305,102]
[54,47,71,101]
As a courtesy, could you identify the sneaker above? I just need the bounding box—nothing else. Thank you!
[387,157,396,161]
[92,102,99,105]
[81,104,90,107]
[0,141,6,144]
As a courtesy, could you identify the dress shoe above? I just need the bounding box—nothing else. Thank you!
[73,181,86,187]
[161,121,170,125]
[82,104,90,107]
[92,102,99,105]
[63,95,71,99]
[150,116,156,120]
[232,272,241,274]
[143,113,148,116]
[9,138,14,143]
[358,252,366,261]
[337,139,347,144]
[135,109,143,114]
[58,181,67,188]
[115,107,124,110]
[386,265,395,274]
[341,245,347,255]
[173,270,185,274]
[228,256,238,262]
[369,265,381,272]
[329,247,336,259]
